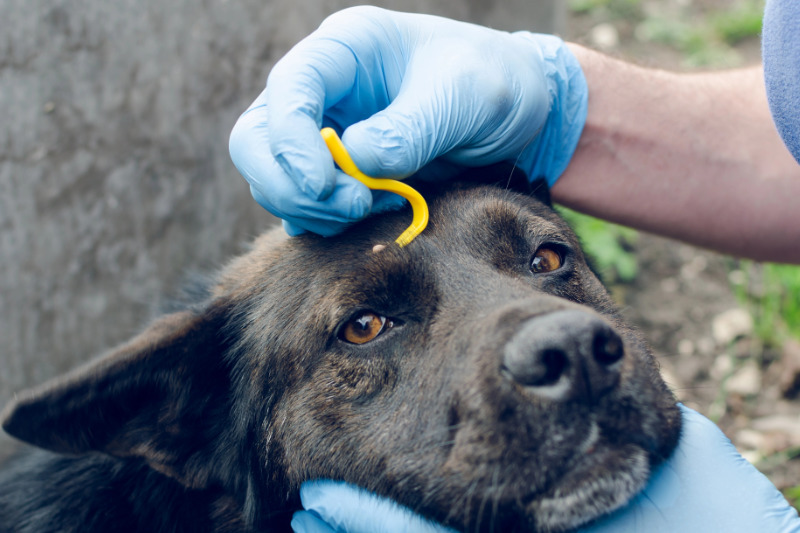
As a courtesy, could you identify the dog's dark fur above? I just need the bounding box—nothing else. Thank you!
[0,170,681,533]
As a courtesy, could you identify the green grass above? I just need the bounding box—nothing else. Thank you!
[711,0,765,45]
[571,0,765,68]
[569,0,642,18]
[731,262,800,348]
[635,13,748,68]
[557,207,639,283]
[784,483,800,509]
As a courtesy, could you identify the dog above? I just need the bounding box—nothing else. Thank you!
[0,169,681,533]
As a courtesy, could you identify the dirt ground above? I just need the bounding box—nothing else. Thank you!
[567,1,800,498]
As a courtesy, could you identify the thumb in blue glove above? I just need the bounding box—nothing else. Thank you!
[229,6,587,236]
[291,481,456,533]
[586,404,800,532]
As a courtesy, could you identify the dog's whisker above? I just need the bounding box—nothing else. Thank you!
[489,464,505,533]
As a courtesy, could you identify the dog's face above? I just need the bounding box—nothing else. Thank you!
[2,182,680,532]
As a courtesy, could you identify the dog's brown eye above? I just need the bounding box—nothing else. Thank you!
[340,312,390,345]
[531,246,562,274]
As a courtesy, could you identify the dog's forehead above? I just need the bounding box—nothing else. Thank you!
[215,186,573,303]
[425,186,570,243]
[295,186,569,267]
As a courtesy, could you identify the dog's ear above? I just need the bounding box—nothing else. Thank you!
[1,299,237,490]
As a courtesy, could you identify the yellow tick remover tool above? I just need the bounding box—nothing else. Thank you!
[320,127,429,247]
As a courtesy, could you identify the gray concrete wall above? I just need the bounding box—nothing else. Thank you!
[0,0,563,457]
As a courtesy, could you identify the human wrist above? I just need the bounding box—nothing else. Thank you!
[514,33,588,186]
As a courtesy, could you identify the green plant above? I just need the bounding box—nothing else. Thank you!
[712,0,765,45]
[730,262,800,348]
[557,207,638,282]
[632,0,763,68]
[635,14,742,68]
[569,0,642,19]
[784,484,800,510]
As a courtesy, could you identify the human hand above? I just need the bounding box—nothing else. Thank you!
[290,481,456,533]
[585,404,800,532]
[290,405,800,532]
[229,6,587,236]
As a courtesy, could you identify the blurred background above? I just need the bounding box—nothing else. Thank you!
[2,0,799,510]
[566,0,800,508]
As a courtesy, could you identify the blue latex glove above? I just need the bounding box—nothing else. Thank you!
[291,405,800,533]
[229,6,587,236]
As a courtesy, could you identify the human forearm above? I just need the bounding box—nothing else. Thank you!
[555,44,800,263]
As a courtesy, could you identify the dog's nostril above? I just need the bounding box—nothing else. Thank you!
[502,347,568,388]
[537,349,568,386]
[593,330,624,366]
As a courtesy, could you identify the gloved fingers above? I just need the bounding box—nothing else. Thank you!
[279,192,405,237]
[232,101,406,238]
[370,190,408,214]
[336,27,586,188]
[263,32,358,200]
[300,480,457,533]
[340,47,491,179]
[249,178,371,237]
[341,30,551,179]
[282,220,306,237]
[441,37,550,166]
[583,404,800,532]
[241,75,339,202]
[230,96,336,205]
[264,8,405,200]
[231,98,373,235]
[291,510,337,533]
[278,191,406,238]
[279,191,406,239]
[672,405,800,530]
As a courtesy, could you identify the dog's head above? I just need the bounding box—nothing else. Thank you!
[2,175,680,532]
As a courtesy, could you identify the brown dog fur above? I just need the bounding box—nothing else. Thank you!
[1,177,681,532]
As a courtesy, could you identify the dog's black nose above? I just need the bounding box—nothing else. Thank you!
[501,310,623,402]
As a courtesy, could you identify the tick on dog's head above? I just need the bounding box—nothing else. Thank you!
[2,177,680,533]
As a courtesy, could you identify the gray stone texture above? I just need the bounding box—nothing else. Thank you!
[0,0,562,457]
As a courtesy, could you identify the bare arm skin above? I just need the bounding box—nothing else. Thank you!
[554,44,800,264]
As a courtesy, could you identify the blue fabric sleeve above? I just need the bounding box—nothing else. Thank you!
[762,0,800,164]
